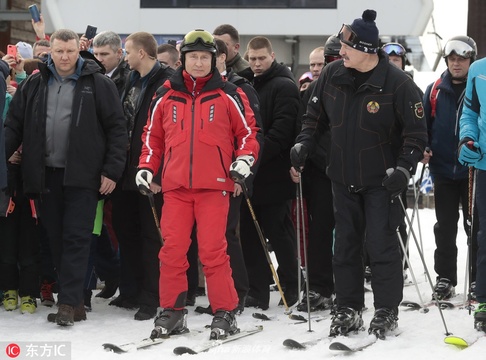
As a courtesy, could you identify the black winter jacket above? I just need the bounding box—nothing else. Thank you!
[120,62,174,191]
[296,52,427,187]
[240,61,302,204]
[4,58,127,196]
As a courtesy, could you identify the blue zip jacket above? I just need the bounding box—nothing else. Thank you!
[460,57,486,171]
[424,69,468,180]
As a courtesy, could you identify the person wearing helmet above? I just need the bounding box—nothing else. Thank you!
[290,9,427,338]
[381,42,407,70]
[459,41,486,333]
[293,36,342,314]
[423,35,479,303]
[136,29,260,340]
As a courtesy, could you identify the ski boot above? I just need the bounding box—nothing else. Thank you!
[329,306,363,337]
[210,310,239,340]
[297,290,332,312]
[368,308,398,339]
[2,290,18,311]
[432,278,455,300]
[474,303,486,332]
[20,296,37,314]
[150,308,188,339]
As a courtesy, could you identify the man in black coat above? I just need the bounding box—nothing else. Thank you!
[291,10,427,337]
[5,29,127,326]
[109,31,174,321]
[239,36,302,310]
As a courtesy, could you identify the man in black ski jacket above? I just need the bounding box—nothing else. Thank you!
[239,36,302,310]
[290,10,427,338]
[109,31,174,321]
[5,29,127,326]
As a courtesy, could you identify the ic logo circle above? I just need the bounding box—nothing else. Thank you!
[6,343,20,358]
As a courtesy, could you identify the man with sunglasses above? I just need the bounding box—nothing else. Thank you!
[423,35,479,302]
[290,10,427,338]
[136,29,260,340]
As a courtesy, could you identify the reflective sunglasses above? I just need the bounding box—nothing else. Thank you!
[382,43,406,56]
[183,29,215,48]
[443,40,475,58]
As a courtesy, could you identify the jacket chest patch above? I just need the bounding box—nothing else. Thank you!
[414,102,424,119]
[366,101,380,114]
[209,104,215,122]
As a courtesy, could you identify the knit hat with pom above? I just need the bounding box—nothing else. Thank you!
[349,10,379,53]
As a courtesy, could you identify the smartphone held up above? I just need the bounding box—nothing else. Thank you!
[29,4,41,23]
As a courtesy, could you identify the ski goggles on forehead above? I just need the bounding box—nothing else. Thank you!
[382,43,406,56]
[338,24,359,47]
[183,30,214,48]
[443,40,474,58]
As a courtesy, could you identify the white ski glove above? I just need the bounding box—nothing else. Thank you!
[135,169,153,189]
[229,155,254,180]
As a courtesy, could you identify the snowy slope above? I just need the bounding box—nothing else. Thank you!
[1,208,484,359]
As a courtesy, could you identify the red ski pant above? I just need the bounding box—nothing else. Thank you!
[159,187,238,311]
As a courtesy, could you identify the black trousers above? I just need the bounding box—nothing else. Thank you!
[110,187,162,308]
[240,200,298,306]
[302,164,335,297]
[40,167,98,306]
[332,183,403,311]
[0,192,40,297]
[433,175,478,286]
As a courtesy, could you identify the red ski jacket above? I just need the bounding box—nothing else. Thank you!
[139,68,260,193]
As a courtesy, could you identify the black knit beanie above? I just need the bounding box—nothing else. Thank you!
[350,9,379,53]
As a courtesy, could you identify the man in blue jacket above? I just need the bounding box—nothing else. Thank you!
[423,35,478,301]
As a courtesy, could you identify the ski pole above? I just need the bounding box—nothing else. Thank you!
[398,195,451,335]
[295,182,302,305]
[397,230,428,313]
[232,175,293,316]
[297,173,313,332]
[465,166,477,313]
[138,174,164,246]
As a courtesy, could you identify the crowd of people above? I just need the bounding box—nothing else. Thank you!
[1,7,486,339]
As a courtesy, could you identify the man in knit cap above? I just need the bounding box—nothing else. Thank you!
[290,10,427,338]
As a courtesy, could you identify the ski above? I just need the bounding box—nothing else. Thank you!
[283,337,327,349]
[103,328,201,353]
[252,312,309,322]
[173,325,263,355]
[329,334,378,352]
[328,329,401,352]
[103,337,168,353]
[444,333,484,349]
[400,300,461,310]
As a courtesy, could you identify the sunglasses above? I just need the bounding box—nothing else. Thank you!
[382,43,406,56]
[183,29,215,48]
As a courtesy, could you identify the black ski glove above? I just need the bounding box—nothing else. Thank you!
[382,167,410,197]
[290,143,308,171]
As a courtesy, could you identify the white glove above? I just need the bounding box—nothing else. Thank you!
[135,169,153,189]
[229,155,254,180]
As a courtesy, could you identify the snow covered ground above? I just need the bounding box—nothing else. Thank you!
[1,206,484,359]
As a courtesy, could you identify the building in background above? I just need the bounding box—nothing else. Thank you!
[2,0,437,76]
